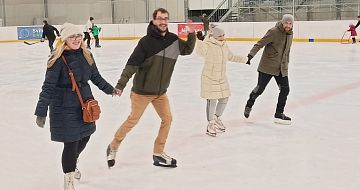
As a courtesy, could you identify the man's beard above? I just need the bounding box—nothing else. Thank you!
[156,24,168,33]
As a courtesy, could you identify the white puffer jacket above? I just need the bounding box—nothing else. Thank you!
[196,36,247,99]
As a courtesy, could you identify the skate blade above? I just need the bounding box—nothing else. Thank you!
[74,175,81,181]
[215,127,225,133]
[274,119,291,125]
[153,161,177,168]
[206,131,216,137]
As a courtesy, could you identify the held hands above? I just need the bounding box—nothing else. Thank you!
[246,54,253,65]
[36,116,46,128]
[112,88,123,97]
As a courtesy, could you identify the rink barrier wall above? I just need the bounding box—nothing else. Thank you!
[0,20,355,43]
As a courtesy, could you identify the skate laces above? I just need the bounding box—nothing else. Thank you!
[107,149,117,160]
[215,117,224,127]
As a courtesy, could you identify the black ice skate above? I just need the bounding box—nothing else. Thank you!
[153,152,177,168]
[244,106,252,118]
[274,113,291,125]
[106,144,117,168]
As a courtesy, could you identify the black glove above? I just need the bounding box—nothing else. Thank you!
[246,54,253,65]
[36,116,46,128]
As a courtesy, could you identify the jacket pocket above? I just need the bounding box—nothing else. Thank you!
[266,45,278,58]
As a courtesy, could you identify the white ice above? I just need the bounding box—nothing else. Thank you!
[0,40,359,190]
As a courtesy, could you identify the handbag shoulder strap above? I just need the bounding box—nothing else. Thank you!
[61,55,85,109]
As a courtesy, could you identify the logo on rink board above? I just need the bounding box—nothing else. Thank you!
[17,26,43,40]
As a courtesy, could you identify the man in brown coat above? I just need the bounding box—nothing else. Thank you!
[244,14,294,125]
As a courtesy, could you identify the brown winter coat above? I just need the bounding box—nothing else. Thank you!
[196,36,247,99]
[249,21,293,76]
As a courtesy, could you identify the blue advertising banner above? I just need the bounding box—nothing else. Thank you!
[17,26,43,40]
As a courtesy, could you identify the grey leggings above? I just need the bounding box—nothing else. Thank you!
[206,97,229,121]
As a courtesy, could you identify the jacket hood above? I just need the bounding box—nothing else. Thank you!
[206,36,225,46]
[147,21,169,38]
[276,21,293,35]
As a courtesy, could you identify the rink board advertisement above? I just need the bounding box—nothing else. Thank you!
[178,23,204,38]
[17,26,43,40]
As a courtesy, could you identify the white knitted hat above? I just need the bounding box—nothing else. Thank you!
[212,27,225,37]
[59,23,83,41]
[282,14,294,23]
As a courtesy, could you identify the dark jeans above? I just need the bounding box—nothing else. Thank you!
[62,136,90,173]
[48,37,55,51]
[83,32,91,47]
[246,71,290,114]
[94,35,100,46]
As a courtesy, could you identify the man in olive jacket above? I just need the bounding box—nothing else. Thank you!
[106,8,195,168]
[244,14,294,125]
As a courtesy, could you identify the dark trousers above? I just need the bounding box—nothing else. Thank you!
[246,71,290,114]
[62,136,90,173]
[83,32,91,47]
[94,35,100,46]
[48,37,55,52]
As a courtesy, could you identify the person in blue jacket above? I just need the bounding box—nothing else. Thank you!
[34,23,121,190]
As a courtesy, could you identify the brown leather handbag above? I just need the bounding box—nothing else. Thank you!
[61,56,101,123]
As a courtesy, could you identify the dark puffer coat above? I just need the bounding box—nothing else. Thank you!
[35,49,114,142]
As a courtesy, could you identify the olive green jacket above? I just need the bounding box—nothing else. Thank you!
[249,21,293,76]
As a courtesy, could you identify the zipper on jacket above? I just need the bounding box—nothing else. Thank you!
[158,46,165,95]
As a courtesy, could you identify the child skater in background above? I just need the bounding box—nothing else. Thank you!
[348,24,357,44]
[91,25,102,48]
[195,26,249,137]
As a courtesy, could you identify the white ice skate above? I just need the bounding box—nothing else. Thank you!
[74,168,81,180]
[214,116,225,132]
[206,120,217,137]
[64,172,75,190]
[106,144,117,168]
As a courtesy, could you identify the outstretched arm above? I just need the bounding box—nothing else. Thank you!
[115,41,145,90]
[355,20,360,28]
[53,26,60,37]
[227,47,247,63]
[179,32,196,55]
[249,29,274,57]
[195,39,208,57]
[90,63,114,95]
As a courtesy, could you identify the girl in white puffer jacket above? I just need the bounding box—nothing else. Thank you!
[196,27,248,137]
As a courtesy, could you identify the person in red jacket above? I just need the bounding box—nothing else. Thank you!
[348,24,357,44]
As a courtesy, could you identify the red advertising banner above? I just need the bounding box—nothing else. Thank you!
[178,23,204,38]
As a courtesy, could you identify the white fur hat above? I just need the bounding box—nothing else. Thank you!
[59,23,83,41]
[282,14,294,23]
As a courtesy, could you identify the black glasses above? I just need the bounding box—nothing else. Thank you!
[155,17,169,21]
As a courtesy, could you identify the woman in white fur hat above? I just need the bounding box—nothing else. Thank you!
[196,26,249,137]
[34,23,121,190]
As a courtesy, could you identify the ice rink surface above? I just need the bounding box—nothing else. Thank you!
[0,40,359,190]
